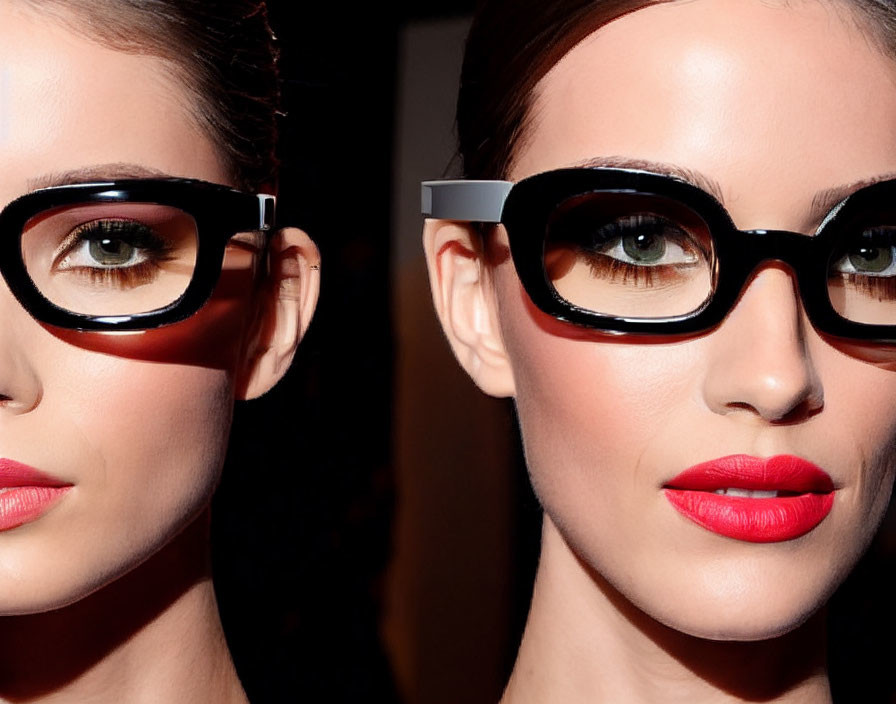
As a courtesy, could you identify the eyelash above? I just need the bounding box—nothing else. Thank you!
[585,256,689,287]
[54,219,175,288]
[835,273,896,300]
[76,262,162,288]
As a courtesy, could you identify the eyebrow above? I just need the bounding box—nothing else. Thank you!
[810,173,896,220]
[27,163,173,191]
[572,156,726,203]
[573,156,896,228]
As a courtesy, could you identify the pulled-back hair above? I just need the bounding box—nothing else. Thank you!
[23,0,280,190]
[458,0,896,180]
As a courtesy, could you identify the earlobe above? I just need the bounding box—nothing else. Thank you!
[422,219,515,398]
[236,227,321,400]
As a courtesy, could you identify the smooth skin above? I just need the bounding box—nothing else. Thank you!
[0,4,319,703]
[425,0,896,701]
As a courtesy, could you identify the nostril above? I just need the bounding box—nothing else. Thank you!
[724,395,823,424]
[0,391,40,413]
[773,395,824,424]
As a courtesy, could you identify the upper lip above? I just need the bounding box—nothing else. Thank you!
[663,454,835,493]
[0,458,71,489]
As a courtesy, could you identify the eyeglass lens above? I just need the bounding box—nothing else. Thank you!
[542,191,896,324]
[21,202,199,317]
[828,225,896,324]
[544,192,716,319]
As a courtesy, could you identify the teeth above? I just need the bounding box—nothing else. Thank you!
[713,488,779,498]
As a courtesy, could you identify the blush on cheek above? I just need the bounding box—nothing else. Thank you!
[60,356,234,484]
[501,282,688,497]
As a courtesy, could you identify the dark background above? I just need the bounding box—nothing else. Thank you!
[209,3,896,703]
[212,3,495,702]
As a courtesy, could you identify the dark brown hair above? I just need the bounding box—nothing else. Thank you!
[24,0,280,191]
[458,0,896,180]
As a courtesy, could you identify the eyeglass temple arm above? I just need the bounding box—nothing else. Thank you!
[421,180,513,222]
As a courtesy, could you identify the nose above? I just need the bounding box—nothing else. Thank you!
[701,264,823,423]
[0,288,42,416]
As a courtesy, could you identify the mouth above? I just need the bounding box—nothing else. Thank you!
[663,455,835,543]
[0,458,72,532]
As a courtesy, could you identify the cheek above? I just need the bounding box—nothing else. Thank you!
[496,269,697,515]
[813,348,896,538]
[46,354,232,559]
[0,317,240,613]
[40,289,249,525]
[56,356,233,487]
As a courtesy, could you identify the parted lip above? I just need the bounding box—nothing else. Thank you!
[663,454,834,494]
[0,458,71,489]
[662,454,836,543]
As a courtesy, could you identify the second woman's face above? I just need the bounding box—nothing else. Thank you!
[0,5,258,612]
[492,0,896,639]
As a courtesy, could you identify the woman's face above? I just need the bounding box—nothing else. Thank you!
[0,5,260,612]
[490,0,896,639]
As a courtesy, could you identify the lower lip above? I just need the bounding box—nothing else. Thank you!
[663,455,835,543]
[0,486,71,532]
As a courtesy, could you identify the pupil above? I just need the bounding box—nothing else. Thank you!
[849,245,892,273]
[622,233,666,262]
[89,238,134,266]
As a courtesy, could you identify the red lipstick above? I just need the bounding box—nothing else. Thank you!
[663,455,834,543]
[0,459,71,532]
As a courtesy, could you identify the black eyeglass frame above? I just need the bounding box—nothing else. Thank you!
[0,178,275,331]
[422,167,896,342]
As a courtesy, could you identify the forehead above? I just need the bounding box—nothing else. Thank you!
[514,0,896,227]
[0,4,227,202]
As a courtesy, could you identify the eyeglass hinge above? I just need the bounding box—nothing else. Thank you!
[257,194,276,230]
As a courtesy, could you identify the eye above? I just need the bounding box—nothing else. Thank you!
[57,219,167,271]
[591,214,701,267]
[833,227,896,277]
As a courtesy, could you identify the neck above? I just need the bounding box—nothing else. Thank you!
[502,519,831,704]
[0,510,246,704]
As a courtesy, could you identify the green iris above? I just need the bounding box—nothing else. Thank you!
[849,245,893,274]
[622,232,666,263]
[88,238,136,266]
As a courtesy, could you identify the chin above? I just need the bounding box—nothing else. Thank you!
[0,585,93,617]
[0,562,134,616]
[634,576,836,644]
[585,549,847,646]
[658,607,820,643]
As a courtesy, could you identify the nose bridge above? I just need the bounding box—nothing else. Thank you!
[741,228,814,267]
[732,229,809,306]
[702,252,823,423]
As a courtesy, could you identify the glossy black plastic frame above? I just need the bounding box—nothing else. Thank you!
[423,167,896,341]
[0,178,274,331]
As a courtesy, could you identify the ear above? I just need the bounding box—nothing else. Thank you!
[422,219,515,397]
[236,227,320,400]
